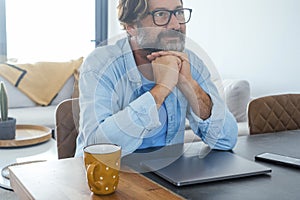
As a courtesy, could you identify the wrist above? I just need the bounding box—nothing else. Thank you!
[150,84,171,108]
[178,78,197,92]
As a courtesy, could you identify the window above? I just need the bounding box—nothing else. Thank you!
[0,0,7,62]
[5,0,95,62]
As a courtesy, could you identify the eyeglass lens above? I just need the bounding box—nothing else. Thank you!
[153,9,191,26]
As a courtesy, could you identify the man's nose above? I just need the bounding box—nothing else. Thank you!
[167,14,181,29]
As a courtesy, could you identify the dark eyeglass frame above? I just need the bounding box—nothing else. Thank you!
[148,8,192,26]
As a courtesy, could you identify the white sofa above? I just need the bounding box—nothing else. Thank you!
[2,76,75,129]
[2,75,250,136]
[223,79,250,136]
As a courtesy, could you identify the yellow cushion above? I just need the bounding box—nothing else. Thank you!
[0,57,83,106]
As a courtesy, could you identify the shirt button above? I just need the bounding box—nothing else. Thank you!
[170,116,174,122]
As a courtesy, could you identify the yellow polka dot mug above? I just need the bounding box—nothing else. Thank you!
[83,143,121,195]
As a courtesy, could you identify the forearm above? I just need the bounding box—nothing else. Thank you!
[80,92,161,156]
[178,79,212,120]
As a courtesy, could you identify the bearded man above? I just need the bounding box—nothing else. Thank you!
[75,0,237,157]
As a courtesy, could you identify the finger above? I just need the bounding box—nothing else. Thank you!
[155,51,189,62]
[147,54,159,61]
[150,51,180,59]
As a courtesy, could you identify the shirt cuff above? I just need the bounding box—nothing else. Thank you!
[128,91,160,130]
[189,107,211,124]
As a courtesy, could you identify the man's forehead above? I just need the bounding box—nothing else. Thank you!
[148,0,183,10]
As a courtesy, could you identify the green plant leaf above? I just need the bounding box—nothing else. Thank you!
[0,81,8,121]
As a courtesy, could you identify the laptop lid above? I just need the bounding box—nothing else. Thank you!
[141,143,272,186]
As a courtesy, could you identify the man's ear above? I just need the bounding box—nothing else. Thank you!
[125,24,138,37]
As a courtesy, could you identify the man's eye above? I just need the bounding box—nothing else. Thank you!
[154,11,168,18]
[176,10,185,16]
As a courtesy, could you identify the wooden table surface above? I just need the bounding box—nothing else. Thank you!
[0,138,57,190]
[9,157,184,200]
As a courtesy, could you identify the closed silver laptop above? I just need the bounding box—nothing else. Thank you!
[141,142,272,186]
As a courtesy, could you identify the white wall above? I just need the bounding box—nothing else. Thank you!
[185,0,300,97]
[109,0,300,97]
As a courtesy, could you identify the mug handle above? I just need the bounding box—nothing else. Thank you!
[87,162,102,191]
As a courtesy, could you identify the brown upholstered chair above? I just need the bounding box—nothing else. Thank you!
[55,98,79,159]
[248,94,300,135]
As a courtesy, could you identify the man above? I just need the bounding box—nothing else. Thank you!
[75,0,237,157]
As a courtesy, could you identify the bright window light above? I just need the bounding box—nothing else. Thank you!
[6,0,95,62]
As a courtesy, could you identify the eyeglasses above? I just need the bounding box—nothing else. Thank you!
[148,8,192,26]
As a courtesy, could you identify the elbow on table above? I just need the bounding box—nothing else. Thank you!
[216,123,238,150]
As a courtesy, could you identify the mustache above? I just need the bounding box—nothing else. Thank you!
[158,30,185,39]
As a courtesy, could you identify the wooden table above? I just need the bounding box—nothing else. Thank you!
[9,157,184,200]
[0,138,57,190]
[9,130,300,200]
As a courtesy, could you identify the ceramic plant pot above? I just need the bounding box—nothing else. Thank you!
[0,117,16,140]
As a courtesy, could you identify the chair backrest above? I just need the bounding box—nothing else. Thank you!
[248,94,300,135]
[55,98,79,159]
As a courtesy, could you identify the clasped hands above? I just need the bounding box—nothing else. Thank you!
[147,51,193,92]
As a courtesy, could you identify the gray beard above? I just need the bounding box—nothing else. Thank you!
[162,39,185,52]
[136,28,185,53]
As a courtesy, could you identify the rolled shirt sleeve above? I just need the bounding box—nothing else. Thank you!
[186,50,238,150]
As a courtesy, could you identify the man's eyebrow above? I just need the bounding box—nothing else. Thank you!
[175,5,184,9]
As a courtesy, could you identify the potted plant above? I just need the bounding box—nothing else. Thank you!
[0,81,16,140]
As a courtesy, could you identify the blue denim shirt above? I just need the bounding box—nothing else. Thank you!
[75,38,238,157]
[138,75,168,149]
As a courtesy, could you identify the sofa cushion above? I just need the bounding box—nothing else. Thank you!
[237,122,249,136]
[0,76,36,108]
[0,57,83,106]
[223,79,250,122]
[1,75,75,108]
[51,76,75,105]
[1,57,83,108]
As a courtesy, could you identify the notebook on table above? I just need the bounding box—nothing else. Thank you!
[141,142,272,186]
